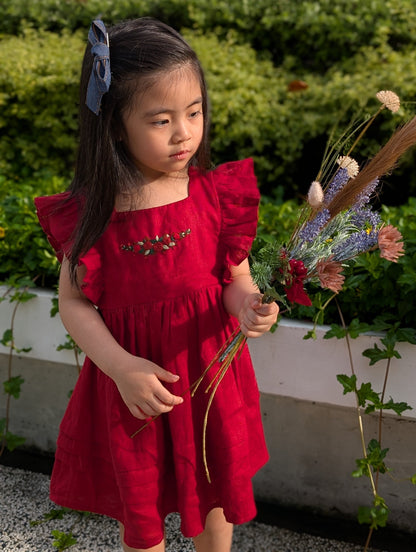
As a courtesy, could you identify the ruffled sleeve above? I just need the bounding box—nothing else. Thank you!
[34,193,103,305]
[34,192,78,263]
[212,158,260,283]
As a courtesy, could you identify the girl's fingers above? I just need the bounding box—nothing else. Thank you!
[252,301,279,316]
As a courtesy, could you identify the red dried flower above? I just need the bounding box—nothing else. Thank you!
[284,259,312,306]
[378,225,404,262]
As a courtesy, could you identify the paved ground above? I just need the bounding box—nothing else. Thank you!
[0,464,388,552]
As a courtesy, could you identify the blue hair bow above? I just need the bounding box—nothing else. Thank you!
[86,19,111,115]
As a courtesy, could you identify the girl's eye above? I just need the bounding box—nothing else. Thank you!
[189,110,202,119]
[152,119,169,127]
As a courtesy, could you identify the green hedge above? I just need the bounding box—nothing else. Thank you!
[2,0,416,321]
[1,21,416,199]
[0,28,83,179]
[3,0,416,73]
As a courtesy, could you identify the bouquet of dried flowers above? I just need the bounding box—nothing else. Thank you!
[194,90,416,481]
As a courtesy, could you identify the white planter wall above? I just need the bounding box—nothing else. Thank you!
[1,286,415,531]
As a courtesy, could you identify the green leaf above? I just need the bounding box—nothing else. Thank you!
[324,324,346,339]
[56,335,81,355]
[362,341,401,365]
[382,398,412,416]
[3,375,24,399]
[1,431,26,451]
[31,508,73,526]
[358,503,389,529]
[303,329,317,340]
[1,329,13,347]
[336,374,357,395]
[51,530,77,550]
[395,327,416,345]
[410,474,416,485]
[367,439,389,474]
[15,346,32,354]
[348,318,372,338]
[9,289,36,303]
[352,458,370,478]
[353,440,390,478]
[356,382,381,409]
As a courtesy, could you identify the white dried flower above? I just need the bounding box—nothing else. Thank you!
[337,155,359,178]
[376,90,400,113]
[307,180,324,208]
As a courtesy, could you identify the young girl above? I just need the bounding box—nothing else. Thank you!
[35,17,278,552]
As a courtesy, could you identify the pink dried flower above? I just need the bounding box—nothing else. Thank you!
[307,181,324,208]
[378,224,404,262]
[316,258,345,293]
[376,90,400,113]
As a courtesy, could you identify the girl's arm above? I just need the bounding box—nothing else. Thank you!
[58,257,183,420]
[222,258,279,338]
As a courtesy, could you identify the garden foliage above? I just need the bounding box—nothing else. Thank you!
[1,0,416,197]
[1,0,416,327]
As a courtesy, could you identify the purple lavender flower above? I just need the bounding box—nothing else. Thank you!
[298,208,330,243]
[352,178,379,208]
[349,207,381,229]
[332,229,379,261]
[324,167,350,205]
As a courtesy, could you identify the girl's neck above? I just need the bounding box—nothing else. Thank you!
[115,170,190,212]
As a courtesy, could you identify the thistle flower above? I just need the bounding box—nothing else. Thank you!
[316,258,345,293]
[376,90,400,113]
[337,156,359,178]
[378,224,404,262]
[307,181,324,208]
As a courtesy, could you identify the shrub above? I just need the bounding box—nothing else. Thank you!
[3,0,416,74]
[0,176,67,288]
[0,29,83,180]
[0,0,192,35]
[2,22,416,202]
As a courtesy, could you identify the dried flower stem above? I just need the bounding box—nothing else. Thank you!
[344,107,383,161]
[202,333,247,482]
[129,326,245,445]
[327,115,416,217]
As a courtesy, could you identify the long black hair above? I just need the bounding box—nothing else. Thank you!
[68,17,210,282]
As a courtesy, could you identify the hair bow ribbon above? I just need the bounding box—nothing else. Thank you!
[86,19,111,115]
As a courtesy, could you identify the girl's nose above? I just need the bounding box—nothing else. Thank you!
[173,121,191,143]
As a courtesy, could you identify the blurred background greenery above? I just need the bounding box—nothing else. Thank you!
[1,0,416,326]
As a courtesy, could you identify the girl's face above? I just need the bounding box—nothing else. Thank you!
[122,66,204,182]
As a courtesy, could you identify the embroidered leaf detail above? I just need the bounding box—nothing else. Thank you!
[121,229,191,255]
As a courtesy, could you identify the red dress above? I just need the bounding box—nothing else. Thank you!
[35,158,269,549]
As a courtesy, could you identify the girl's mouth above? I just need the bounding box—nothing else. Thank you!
[170,150,190,160]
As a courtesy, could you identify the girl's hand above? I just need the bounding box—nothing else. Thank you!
[238,293,279,338]
[113,355,184,420]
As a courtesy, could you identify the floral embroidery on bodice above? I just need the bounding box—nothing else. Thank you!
[120,228,191,255]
